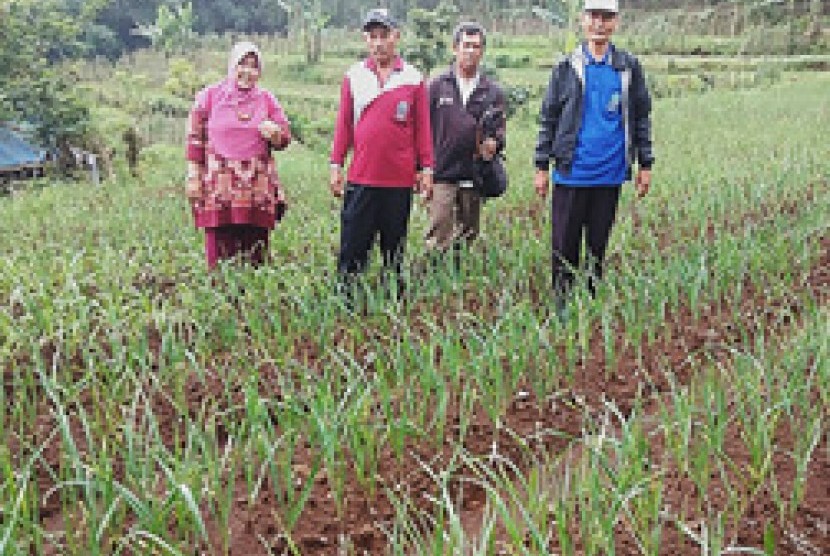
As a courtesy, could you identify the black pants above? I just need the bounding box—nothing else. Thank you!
[338,184,413,279]
[551,185,621,297]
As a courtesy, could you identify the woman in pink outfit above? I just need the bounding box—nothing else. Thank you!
[185,42,291,269]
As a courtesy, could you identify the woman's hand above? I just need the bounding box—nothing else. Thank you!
[185,176,202,199]
[258,120,282,141]
[186,162,202,199]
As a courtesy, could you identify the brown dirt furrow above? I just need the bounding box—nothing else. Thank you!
[197,234,829,555]
[18,225,828,554]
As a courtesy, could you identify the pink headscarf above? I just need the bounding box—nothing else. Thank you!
[201,41,272,160]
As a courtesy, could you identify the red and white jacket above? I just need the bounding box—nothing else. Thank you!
[330,56,433,188]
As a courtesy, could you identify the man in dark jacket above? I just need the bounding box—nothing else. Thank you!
[534,0,653,306]
[426,22,506,255]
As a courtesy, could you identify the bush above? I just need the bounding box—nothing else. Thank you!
[144,92,192,118]
[491,53,533,69]
[164,57,216,100]
[480,64,531,119]
[404,3,458,75]
[280,61,330,85]
[285,110,332,153]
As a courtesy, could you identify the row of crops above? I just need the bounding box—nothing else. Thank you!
[1,42,828,555]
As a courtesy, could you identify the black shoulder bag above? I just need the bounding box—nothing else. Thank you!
[472,89,507,199]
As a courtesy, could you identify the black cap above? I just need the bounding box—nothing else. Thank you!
[362,8,397,31]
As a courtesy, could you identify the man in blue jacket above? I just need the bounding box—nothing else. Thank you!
[534,0,653,308]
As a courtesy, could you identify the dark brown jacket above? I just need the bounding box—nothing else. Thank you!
[429,66,506,183]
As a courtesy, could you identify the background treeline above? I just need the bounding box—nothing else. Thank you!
[39,0,830,58]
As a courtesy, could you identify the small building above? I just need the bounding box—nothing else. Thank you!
[0,125,49,187]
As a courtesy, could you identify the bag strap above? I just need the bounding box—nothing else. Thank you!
[482,81,499,114]
[472,80,494,159]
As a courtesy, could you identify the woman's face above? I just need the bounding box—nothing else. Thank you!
[235,53,260,89]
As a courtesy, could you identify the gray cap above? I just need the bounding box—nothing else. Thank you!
[362,8,398,31]
[584,0,619,12]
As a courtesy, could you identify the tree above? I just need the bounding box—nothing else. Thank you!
[0,0,97,146]
[90,0,163,53]
[807,0,823,43]
[275,0,331,64]
[134,2,195,57]
[531,1,570,27]
[404,2,458,76]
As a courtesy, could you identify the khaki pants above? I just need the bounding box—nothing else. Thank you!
[426,182,481,251]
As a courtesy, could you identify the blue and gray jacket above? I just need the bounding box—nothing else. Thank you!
[534,44,654,180]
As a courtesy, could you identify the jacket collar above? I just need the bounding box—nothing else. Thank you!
[441,63,490,89]
[570,42,626,70]
[365,55,404,74]
[582,42,612,65]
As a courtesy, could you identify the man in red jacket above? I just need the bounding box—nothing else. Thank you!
[330,9,434,300]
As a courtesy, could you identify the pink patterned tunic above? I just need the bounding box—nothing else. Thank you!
[185,86,291,230]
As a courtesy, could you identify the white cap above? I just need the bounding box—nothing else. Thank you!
[584,0,619,12]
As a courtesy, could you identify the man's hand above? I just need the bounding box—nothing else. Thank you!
[480,138,498,161]
[258,120,282,141]
[418,171,433,200]
[534,169,550,198]
[635,168,651,198]
[330,166,344,198]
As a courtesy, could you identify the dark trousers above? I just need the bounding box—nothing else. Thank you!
[337,184,413,281]
[205,225,269,270]
[551,185,621,297]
